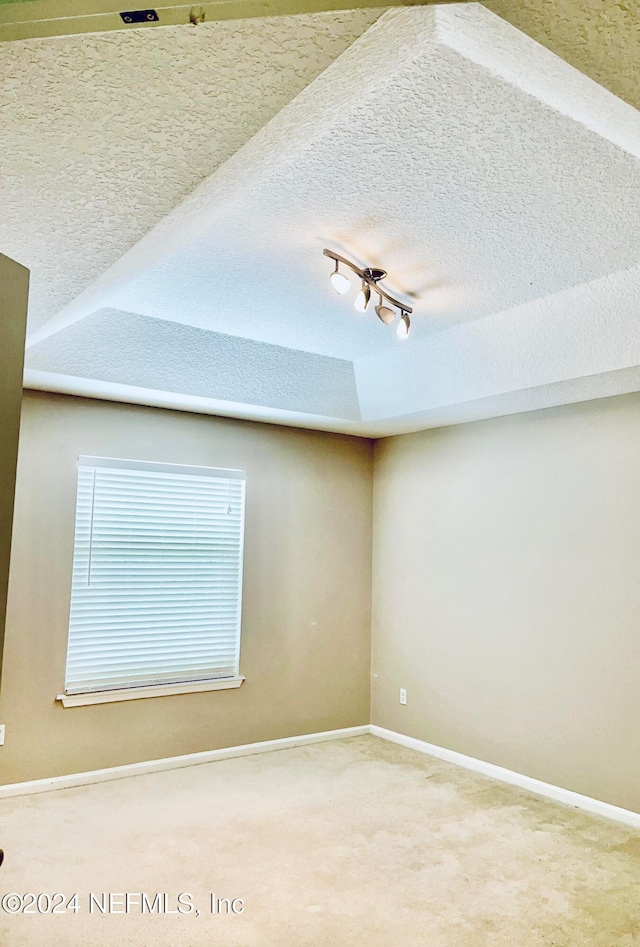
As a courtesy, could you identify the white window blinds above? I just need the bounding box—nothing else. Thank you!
[65,457,246,696]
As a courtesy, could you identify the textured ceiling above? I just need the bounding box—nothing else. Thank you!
[24,2,640,359]
[486,0,639,108]
[0,8,381,331]
[86,43,640,359]
[1,0,637,108]
[26,308,360,418]
[7,2,640,435]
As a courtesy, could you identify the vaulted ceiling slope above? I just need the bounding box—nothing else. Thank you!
[0,8,382,331]
[7,3,640,436]
[484,0,639,109]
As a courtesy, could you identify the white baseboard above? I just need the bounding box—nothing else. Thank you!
[0,725,369,800]
[2,724,638,829]
[370,725,640,829]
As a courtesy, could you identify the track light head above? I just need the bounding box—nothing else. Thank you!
[397,311,411,339]
[330,262,350,294]
[354,282,371,313]
[375,298,396,325]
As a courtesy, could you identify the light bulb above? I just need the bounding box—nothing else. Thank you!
[354,282,371,312]
[375,301,395,325]
[330,270,350,294]
[397,312,410,339]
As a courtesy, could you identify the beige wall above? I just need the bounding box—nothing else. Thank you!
[371,394,640,813]
[0,391,373,784]
[4,387,640,812]
[0,255,29,683]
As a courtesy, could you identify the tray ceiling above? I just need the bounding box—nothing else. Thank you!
[4,3,640,435]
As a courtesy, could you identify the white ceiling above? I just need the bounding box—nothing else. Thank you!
[27,307,360,419]
[0,8,381,331]
[6,3,640,435]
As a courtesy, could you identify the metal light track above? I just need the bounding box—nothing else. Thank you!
[323,248,412,315]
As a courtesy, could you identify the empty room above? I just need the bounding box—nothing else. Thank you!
[0,0,639,943]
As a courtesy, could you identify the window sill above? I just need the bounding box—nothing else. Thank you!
[56,676,245,707]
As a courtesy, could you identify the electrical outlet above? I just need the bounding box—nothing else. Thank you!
[0,725,5,746]
[399,688,407,706]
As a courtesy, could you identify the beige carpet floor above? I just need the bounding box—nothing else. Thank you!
[0,735,637,946]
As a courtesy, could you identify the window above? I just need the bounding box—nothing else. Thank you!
[60,456,246,706]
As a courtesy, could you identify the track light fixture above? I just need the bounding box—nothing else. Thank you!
[324,249,412,338]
